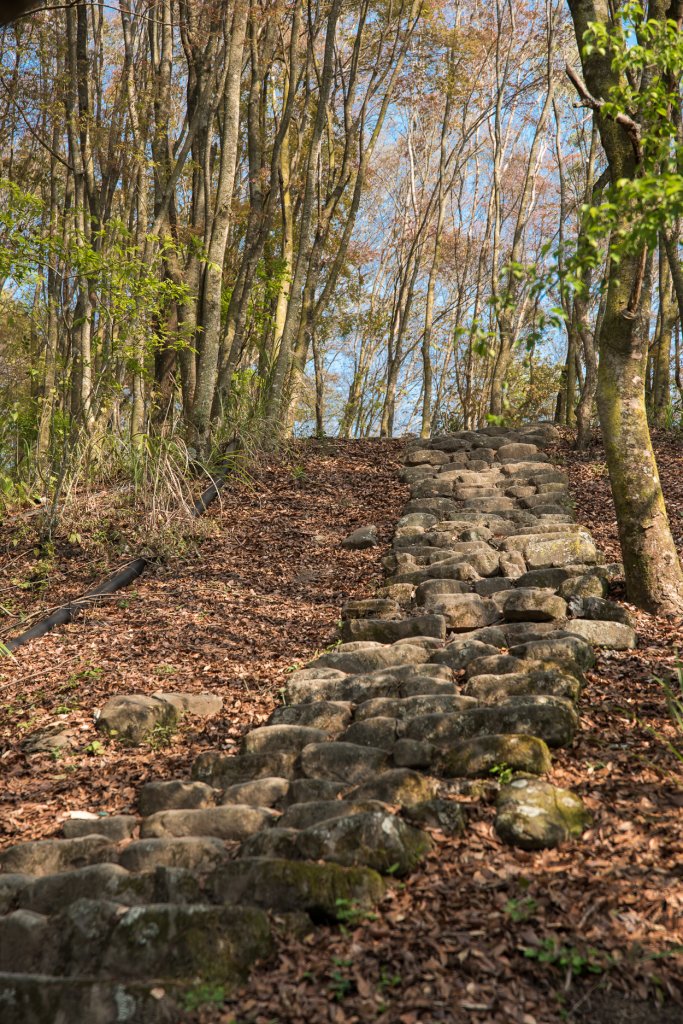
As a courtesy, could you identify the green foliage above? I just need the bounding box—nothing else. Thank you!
[575,2,683,271]
[328,957,354,1001]
[523,938,610,976]
[489,762,514,785]
[377,965,402,992]
[334,897,378,933]
[651,662,683,763]
[505,896,538,923]
[182,983,226,1011]
[502,357,563,427]
[148,722,176,750]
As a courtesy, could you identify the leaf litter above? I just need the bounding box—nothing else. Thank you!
[0,433,681,1024]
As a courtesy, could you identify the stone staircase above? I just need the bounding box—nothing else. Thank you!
[0,424,636,1022]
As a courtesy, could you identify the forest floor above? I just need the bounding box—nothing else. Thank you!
[0,432,682,1024]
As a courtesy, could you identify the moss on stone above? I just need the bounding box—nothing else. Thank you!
[494,778,589,851]
[439,734,552,778]
[103,904,272,986]
[213,858,385,919]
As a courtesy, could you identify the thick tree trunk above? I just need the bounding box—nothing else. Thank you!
[597,252,683,612]
[567,0,683,614]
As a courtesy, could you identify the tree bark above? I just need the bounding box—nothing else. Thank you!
[567,0,683,614]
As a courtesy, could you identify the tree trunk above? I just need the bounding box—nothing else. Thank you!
[191,0,249,448]
[567,0,683,614]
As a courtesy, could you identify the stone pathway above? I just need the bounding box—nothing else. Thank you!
[0,423,636,1022]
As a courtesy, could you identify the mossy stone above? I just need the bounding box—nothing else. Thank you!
[495,778,589,850]
[211,858,386,918]
[346,768,438,807]
[102,903,272,985]
[295,811,433,876]
[439,734,552,778]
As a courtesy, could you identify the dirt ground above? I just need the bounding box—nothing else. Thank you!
[0,431,681,1024]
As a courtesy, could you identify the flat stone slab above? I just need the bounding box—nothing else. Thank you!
[138,780,217,817]
[503,589,568,622]
[308,642,429,675]
[341,615,446,643]
[210,858,386,918]
[221,777,290,807]
[564,618,637,649]
[99,903,273,984]
[62,815,137,842]
[495,777,589,850]
[295,811,433,876]
[15,864,181,916]
[269,700,353,733]
[0,836,117,879]
[464,669,580,703]
[140,805,277,841]
[118,837,229,874]
[0,974,178,1024]
[241,724,329,755]
[151,691,223,717]
[96,695,177,745]
[346,768,438,807]
[431,594,500,632]
[439,734,552,778]
[299,742,390,784]
[192,751,299,788]
[342,525,379,549]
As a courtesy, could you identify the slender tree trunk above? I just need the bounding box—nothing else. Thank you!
[421,88,451,438]
[191,0,249,447]
[36,124,61,475]
[266,0,342,427]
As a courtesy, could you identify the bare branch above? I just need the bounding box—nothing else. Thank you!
[565,62,643,163]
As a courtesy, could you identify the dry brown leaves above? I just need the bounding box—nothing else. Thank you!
[1,432,682,1024]
[209,432,683,1024]
[0,438,405,845]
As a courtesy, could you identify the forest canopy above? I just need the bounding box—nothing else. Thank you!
[2,0,683,613]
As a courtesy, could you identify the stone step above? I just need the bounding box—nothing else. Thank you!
[0,423,620,1008]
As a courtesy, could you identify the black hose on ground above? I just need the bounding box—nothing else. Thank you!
[4,439,241,654]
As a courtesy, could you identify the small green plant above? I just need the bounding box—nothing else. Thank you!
[67,666,103,683]
[148,722,175,749]
[334,897,378,933]
[290,464,307,482]
[182,982,225,1011]
[657,664,683,750]
[523,938,609,976]
[84,740,104,756]
[490,762,514,785]
[328,957,354,1001]
[505,896,538,923]
[154,663,178,676]
[378,965,401,992]
[376,964,402,1012]
[647,663,683,764]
